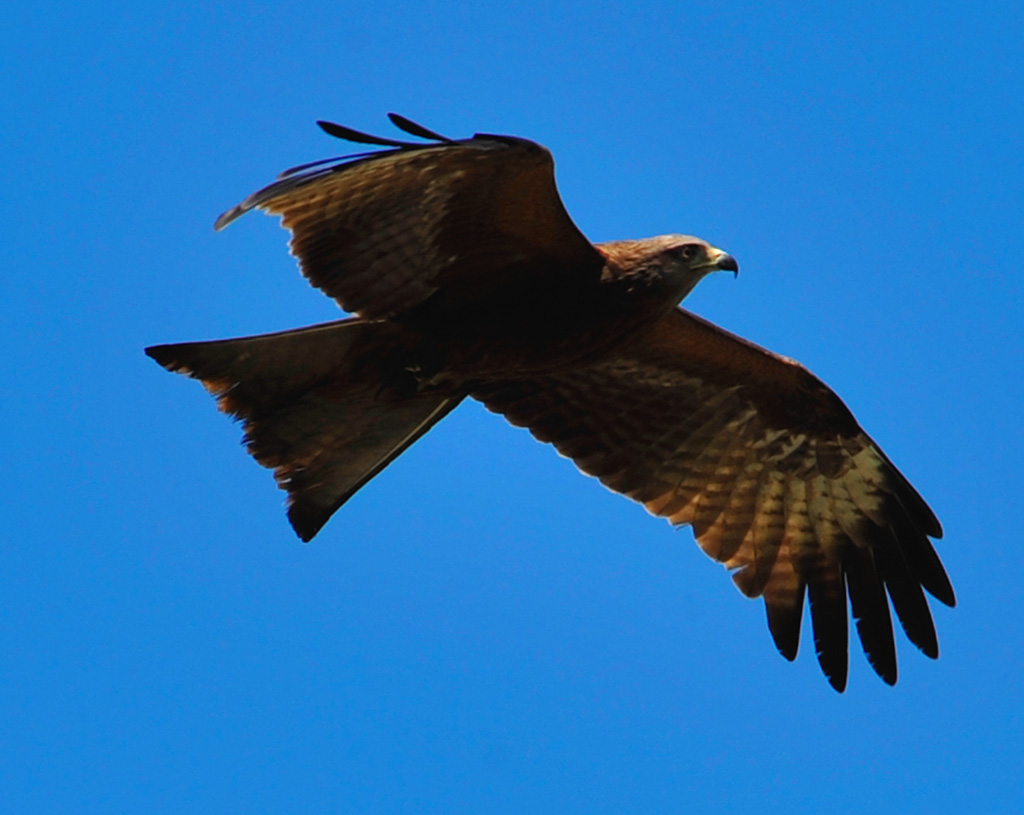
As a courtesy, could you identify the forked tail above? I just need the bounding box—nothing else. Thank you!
[146,319,463,540]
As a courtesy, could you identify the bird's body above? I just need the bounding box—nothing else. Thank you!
[147,115,953,691]
[364,236,732,387]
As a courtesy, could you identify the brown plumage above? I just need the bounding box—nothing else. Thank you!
[146,114,954,691]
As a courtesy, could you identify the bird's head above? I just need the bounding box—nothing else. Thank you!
[601,234,738,305]
[656,233,738,289]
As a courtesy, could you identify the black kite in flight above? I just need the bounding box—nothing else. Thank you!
[146,114,954,691]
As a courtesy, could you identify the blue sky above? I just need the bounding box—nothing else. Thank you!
[4,1,1022,812]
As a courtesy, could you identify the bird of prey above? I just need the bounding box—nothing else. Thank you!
[146,114,954,691]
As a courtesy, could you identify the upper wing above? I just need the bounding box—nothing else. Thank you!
[473,308,954,691]
[215,115,605,319]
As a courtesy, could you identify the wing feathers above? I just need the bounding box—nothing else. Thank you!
[804,476,852,690]
[214,122,604,318]
[763,477,815,661]
[386,112,455,142]
[474,308,948,688]
[692,454,764,563]
[888,499,956,606]
[729,470,787,598]
[844,546,898,685]
[807,560,850,690]
[317,118,423,147]
[764,562,806,661]
[687,438,757,539]
[873,533,939,658]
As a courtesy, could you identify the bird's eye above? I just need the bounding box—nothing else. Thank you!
[679,245,700,261]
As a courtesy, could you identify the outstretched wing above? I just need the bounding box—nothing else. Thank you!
[215,115,605,319]
[473,307,954,691]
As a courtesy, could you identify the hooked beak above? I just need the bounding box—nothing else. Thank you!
[711,248,739,277]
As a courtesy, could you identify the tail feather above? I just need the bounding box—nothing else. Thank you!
[146,319,463,540]
[146,318,390,418]
[280,392,460,540]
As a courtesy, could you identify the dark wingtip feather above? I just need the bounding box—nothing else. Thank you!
[765,586,804,662]
[213,205,245,231]
[861,522,940,659]
[277,153,362,179]
[889,500,957,608]
[876,448,944,538]
[825,667,848,693]
[808,572,849,693]
[317,119,417,148]
[387,113,453,142]
[845,550,898,685]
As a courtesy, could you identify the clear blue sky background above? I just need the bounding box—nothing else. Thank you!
[4,2,1022,812]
